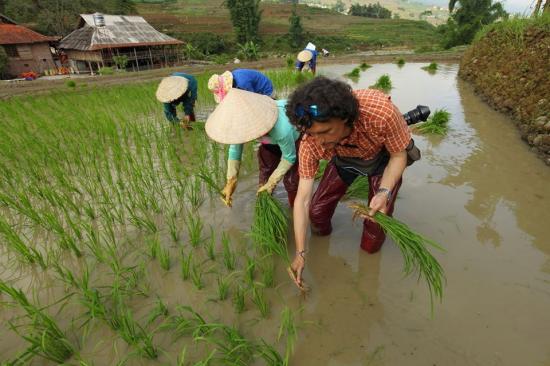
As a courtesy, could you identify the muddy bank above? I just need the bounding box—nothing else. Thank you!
[459,21,550,165]
[0,49,462,99]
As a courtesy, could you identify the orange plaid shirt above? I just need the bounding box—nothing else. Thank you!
[298,89,411,179]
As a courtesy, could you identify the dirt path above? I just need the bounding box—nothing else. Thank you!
[0,50,463,99]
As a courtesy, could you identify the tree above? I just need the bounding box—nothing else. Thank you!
[332,0,345,13]
[348,3,392,19]
[439,0,507,48]
[288,3,305,50]
[225,0,262,44]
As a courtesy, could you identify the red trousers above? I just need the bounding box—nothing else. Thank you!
[310,162,402,253]
[257,142,300,207]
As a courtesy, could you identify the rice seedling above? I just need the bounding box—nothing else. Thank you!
[217,275,230,301]
[342,176,370,201]
[345,67,361,78]
[0,217,46,268]
[177,347,187,366]
[0,282,75,363]
[207,326,255,365]
[257,339,285,366]
[222,232,237,271]
[348,202,445,311]
[196,169,224,199]
[414,109,451,135]
[278,306,298,365]
[181,250,193,281]
[396,58,406,67]
[371,74,392,92]
[185,176,205,211]
[148,235,161,259]
[261,257,275,288]
[314,159,328,180]
[422,62,438,73]
[185,211,204,248]
[145,297,169,327]
[167,210,179,242]
[250,192,290,261]
[251,285,269,318]
[159,245,171,271]
[360,62,371,70]
[232,284,246,313]
[245,255,256,284]
[205,226,216,261]
[191,261,204,290]
[193,350,216,366]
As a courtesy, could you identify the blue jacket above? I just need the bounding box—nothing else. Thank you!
[163,72,198,123]
[232,69,274,96]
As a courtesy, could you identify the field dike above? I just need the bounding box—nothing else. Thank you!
[458,15,550,165]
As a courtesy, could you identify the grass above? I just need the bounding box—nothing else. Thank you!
[371,74,392,92]
[414,109,451,135]
[348,202,446,312]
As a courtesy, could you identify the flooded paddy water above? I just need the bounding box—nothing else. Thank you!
[0,65,549,366]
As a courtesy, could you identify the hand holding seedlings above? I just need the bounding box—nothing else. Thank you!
[221,177,238,207]
[287,251,308,292]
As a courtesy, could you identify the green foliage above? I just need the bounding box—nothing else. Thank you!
[349,2,392,19]
[473,12,550,48]
[438,0,508,49]
[66,80,76,88]
[360,62,372,70]
[99,67,115,75]
[414,109,451,135]
[422,62,438,73]
[288,4,305,50]
[332,0,346,13]
[185,32,228,56]
[396,58,405,67]
[182,43,204,60]
[237,41,259,61]
[346,67,361,78]
[0,46,8,79]
[225,0,262,43]
[113,55,129,70]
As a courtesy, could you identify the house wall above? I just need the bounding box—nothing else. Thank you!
[4,42,55,77]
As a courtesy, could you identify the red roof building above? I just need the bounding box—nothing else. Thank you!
[0,14,57,78]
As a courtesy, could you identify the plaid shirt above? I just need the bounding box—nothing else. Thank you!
[298,89,411,179]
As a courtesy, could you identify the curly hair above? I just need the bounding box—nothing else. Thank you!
[285,76,359,131]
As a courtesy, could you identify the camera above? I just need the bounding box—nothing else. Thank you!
[403,105,430,125]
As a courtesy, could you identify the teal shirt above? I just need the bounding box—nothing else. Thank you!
[228,100,300,163]
[163,72,198,123]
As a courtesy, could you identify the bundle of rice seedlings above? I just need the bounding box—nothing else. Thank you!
[414,109,451,135]
[422,62,438,73]
[314,159,328,180]
[371,74,392,92]
[360,62,371,70]
[250,192,290,262]
[342,176,370,201]
[396,58,406,67]
[348,202,445,311]
[345,67,361,78]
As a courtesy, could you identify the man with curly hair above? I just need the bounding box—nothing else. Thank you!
[285,76,413,290]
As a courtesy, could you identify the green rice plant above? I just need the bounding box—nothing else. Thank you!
[207,326,254,365]
[414,109,451,135]
[217,275,230,301]
[222,232,236,271]
[205,226,216,261]
[396,58,406,67]
[0,282,75,363]
[185,176,205,210]
[342,176,370,201]
[177,347,187,366]
[193,350,216,366]
[191,261,204,290]
[159,245,171,271]
[348,202,445,312]
[245,255,256,285]
[232,284,246,314]
[257,339,285,365]
[167,210,179,243]
[0,217,45,268]
[185,211,204,248]
[345,67,361,78]
[148,236,160,259]
[145,297,169,326]
[422,62,438,73]
[261,257,275,288]
[250,192,289,261]
[181,251,193,281]
[286,55,295,68]
[371,74,392,92]
[360,62,371,70]
[278,306,298,365]
[314,159,328,180]
[251,285,269,318]
[196,169,224,199]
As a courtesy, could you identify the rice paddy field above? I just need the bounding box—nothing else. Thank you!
[1,63,550,366]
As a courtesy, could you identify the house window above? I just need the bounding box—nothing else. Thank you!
[4,45,19,58]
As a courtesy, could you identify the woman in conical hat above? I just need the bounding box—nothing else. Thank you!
[295,42,318,75]
[205,88,301,208]
[156,72,197,130]
[207,68,274,103]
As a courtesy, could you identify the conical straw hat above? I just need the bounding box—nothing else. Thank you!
[206,88,278,144]
[156,76,189,103]
[207,71,234,103]
[297,50,313,62]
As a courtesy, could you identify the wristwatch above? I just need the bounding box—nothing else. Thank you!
[375,187,392,202]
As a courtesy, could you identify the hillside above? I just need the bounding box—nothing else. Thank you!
[135,0,442,52]
[459,14,550,165]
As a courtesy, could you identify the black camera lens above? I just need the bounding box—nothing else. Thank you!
[403,105,430,125]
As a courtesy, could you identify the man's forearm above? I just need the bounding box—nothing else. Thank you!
[380,150,407,192]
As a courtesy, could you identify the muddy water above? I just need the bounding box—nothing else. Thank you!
[280,63,550,366]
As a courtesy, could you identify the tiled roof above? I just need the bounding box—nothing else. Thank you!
[0,24,57,45]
